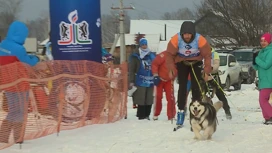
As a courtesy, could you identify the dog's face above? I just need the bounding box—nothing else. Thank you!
[189,101,205,118]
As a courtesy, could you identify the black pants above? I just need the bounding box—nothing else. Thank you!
[208,74,230,112]
[177,61,203,110]
[137,105,152,119]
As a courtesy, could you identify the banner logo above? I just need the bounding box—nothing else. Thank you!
[58,10,92,45]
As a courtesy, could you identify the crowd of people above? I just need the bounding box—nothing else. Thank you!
[128,21,232,125]
[0,19,272,145]
[128,21,272,127]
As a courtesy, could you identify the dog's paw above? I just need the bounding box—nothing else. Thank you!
[194,135,202,140]
[203,134,212,140]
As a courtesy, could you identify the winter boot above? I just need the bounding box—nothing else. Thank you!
[153,116,158,120]
[225,110,232,120]
[145,116,150,120]
[176,110,185,125]
[263,118,272,125]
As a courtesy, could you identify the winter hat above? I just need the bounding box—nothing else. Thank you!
[261,33,271,44]
[139,38,148,46]
[180,21,196,35]
[102,54,114,63]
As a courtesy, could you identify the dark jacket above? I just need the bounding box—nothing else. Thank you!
[129,48,154,105]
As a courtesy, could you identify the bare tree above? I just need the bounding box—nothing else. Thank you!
[101,11,119,44]
[0,0,23,37]
[0,0,49,42]
[161,8,196,20]
[195,0,272,46]
[26,12,49,41]
[101,11,130,44]
[161,12,172,20]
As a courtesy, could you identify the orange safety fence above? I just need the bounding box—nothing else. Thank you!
[0,60,128,150]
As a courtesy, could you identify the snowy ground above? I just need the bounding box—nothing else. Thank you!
[1,83,271,153]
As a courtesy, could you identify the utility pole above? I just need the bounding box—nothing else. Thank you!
[111,0,134,63]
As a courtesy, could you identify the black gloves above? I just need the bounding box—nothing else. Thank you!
[153,76,161,86]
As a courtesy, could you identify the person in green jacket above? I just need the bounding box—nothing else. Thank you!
[253,33,272,125]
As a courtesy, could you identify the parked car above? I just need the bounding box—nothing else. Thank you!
[218,53,242,90]
[232,49,259,84]
[216,49,233,54]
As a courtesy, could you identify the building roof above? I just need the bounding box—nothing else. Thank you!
[130,20,195,41]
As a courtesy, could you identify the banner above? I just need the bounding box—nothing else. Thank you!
[49,0,102,62]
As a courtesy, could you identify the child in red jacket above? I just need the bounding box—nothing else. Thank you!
[152,51,177,120]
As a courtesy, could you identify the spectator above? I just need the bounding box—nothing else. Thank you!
[129,38,156,120]
[0,21,39,144]
[253,33,272,125]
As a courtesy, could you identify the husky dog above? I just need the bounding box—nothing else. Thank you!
[189,100,223,140]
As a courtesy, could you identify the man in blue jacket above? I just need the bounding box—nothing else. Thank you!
[0,21,39,144]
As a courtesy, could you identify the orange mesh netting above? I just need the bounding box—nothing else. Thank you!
[0,60,128,149]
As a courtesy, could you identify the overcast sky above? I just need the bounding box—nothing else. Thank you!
[20,0,202,20]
